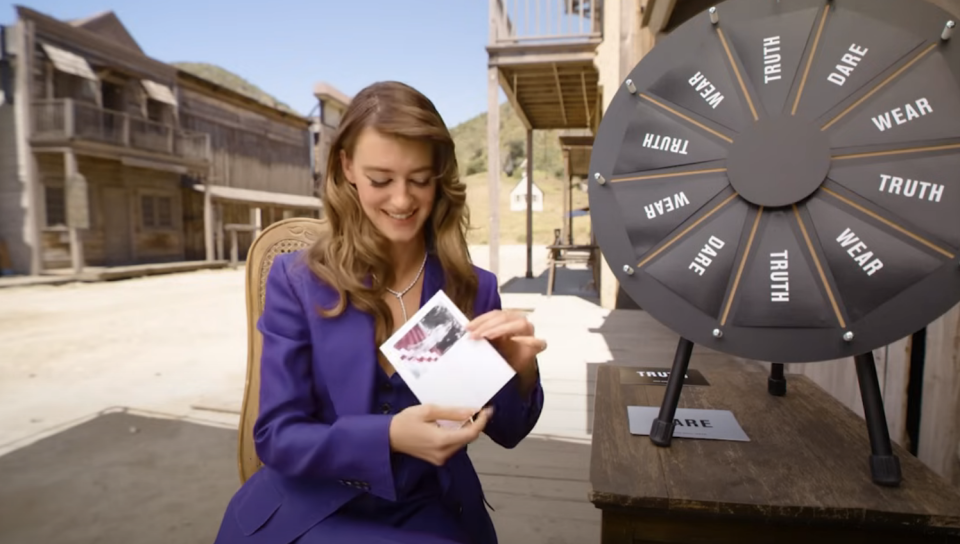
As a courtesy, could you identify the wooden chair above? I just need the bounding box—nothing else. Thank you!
[237,216,326,483]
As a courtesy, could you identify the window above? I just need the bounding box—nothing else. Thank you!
[141,194,174,229]
[146,99,168,123]
[44,185,65,227]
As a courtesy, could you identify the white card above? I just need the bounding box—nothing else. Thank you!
[380,290,516,427]
[626,406,750,442]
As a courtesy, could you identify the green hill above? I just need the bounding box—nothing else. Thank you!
[171,62,301,116]
[450,102,565,180]
[449,103,592,246]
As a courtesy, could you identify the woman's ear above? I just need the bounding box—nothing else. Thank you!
[340,150,355,185]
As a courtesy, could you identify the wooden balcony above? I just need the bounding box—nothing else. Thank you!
[488,0,602,130]
[30,99,211,168]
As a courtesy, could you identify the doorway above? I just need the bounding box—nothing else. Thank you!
[102,187,132,266]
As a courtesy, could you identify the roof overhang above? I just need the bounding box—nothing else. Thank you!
[559,129,594,178]
[195,184,323,210]
[313,81,351,108]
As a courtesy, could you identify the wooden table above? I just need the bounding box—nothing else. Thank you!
[589,359,960,543]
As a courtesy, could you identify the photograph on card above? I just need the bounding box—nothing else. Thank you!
[391,302,466,381]
[381,290,516,411]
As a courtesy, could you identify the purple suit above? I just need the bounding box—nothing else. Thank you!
[214,250,544,544]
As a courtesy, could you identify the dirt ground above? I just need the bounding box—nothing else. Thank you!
[0,245,554,456]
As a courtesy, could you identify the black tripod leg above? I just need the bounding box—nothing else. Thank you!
[854,351,902,487]
[650,337,694,447]
[768,363,787,396]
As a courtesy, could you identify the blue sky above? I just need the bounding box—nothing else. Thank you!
[2,0,502,127]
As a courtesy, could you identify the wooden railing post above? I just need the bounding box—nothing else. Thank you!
[121,113,129,146]
[491,0,601,44]
[63,98,74,138]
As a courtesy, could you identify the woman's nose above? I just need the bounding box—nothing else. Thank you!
[390,183,414,209]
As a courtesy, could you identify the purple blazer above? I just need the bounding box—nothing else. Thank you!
[214,250,544,544]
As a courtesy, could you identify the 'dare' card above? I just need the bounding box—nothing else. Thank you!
[379,290,516,427]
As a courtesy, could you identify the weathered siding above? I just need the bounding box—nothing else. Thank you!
[181,186,205,261]
[0,103,28,273]
[35,153,183,268]
[127,165,184,264]
[177,87,312,197]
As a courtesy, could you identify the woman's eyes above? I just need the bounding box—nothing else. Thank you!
[368,176,431,187]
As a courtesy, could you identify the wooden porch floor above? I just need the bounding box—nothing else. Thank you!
[471,433,597,542]
[42,260,229,281]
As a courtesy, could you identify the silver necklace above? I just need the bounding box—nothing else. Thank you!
[385,252,428,323]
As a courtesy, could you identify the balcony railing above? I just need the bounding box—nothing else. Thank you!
[491,0,602,46]
[31,99,211,164]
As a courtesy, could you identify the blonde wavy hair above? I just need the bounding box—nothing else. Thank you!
[306,81,478,347]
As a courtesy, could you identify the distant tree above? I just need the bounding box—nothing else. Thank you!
[502,139,525,176]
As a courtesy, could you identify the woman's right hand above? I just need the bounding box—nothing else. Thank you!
[388,404,493,466]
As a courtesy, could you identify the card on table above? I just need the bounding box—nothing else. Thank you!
[379,290,516,428]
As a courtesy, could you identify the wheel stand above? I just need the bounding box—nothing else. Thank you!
[648,337,903,487]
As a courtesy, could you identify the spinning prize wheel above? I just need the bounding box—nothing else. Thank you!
[587,0,960,486]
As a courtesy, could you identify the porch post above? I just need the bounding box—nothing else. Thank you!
[203,183,214,261]
[568,175,574,245]
[215,202,225,261]
[14,19,42,275]
[562,150,571,244]
[63,150,85,276]
[486,65,500,280]
[525,128,533,278]
[487,0,500,279]
[252,207,262,238]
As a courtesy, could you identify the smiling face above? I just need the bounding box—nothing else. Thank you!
[341,127,437,247]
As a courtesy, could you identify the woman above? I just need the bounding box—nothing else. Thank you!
[214,81,546,544]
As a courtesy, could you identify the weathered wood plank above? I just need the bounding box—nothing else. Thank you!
[483,491,600,540]
[470,433,591,481]
[591,360,960,533]
[590,363,671,507]
[469,429,599,543]
[920,304,960,488]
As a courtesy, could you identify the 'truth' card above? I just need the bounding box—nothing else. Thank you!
[379,290,516,425]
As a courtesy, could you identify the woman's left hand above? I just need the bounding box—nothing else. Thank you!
[466,310,546,380]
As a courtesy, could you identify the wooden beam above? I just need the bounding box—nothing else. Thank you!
[497,69,532,130]
[14,19,43,275]
[204,184,214,262]
[552,64,568,126]
[525,128,534,278]
[31,138,208,172]
[486,38,601,55]
[562,150,571,244]
[488,50,598,67]
[215,202,224,261]
[487,65,501,279]
[646,0,679,32]
[581,72,592,129]
[568,169,574,243]
[640,0,654,27]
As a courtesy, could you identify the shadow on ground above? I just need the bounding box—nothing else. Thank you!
[500,267,598,303]
[0,411,599,544]
[0,410,238,544]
